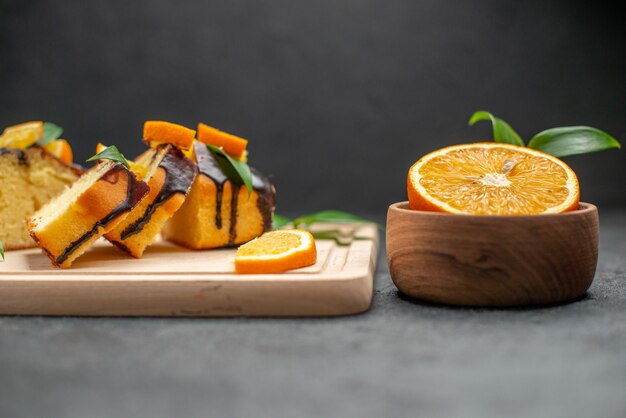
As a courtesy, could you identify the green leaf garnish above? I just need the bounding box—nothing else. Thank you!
[273,210,379,245]
[206,144,253,196]
[86,145,130,168]
[39,122,63,145]
[309,230,373,246]
[0,239,4,261]
[527,126,621,157]
[292,210,383,229]
[469,111,524,146]
[273,214,292,229]
[469,111,621,158]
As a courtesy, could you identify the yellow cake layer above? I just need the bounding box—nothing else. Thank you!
[0,146,81,250]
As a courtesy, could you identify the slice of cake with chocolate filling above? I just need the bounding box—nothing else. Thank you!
[0,121,82,250]
[105,144,197,258]
[28,161,149,268]
[162,139,275,249]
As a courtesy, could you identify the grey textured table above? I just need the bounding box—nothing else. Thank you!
[1,209,625,418]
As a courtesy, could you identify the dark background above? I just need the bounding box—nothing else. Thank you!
[1,0,624,216]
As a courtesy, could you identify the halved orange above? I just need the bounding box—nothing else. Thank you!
[0,121,44,149]
[408,143,579,215]
[235,230,317,274]
[197,122,248,160]
[43,139,73,163]
[143,121,195,151]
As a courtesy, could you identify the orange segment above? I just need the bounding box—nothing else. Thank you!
[408,143,579,215]
[235,230,317,274]
[0,121,44,149]
[197,122,248,160]
[95,142,108,154]
[3,121,44,139]
[143,121,195,151]
[43,139,73,163]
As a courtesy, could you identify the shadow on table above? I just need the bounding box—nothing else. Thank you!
[395,290,590,311]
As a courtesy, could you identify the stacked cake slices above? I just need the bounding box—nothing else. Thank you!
[26,120,276,268]
[28,160,149,268]
[105,144,197,258]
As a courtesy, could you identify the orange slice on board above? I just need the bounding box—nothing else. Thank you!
[407,143,579,215]
[235,230,317,274]
[197,122,248,160]
[0,121,44,149]
[143,121,195,151]
[43,139,73,163]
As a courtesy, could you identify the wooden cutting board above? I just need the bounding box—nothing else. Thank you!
[0,224,378,317]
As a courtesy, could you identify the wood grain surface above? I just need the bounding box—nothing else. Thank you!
[0,224,378,317]
[386,202,599,307]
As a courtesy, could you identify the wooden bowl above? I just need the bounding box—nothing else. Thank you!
[386,202,599,307]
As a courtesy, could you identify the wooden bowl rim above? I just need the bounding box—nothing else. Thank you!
[388,201,597,220]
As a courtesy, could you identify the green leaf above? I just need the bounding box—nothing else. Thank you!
[0,239,4,261]
[469,111,524,146]
[293,210,381,228]
[311,230,354,246]
[39,122,63,145]
[310,230,372,246]
[527,126,621,158]
[86,145,130,168]
[206,144,253,196]
[273,214,292,229]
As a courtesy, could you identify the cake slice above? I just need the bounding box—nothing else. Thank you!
[0,146,82,250]
[104,144,197,257]
[162,141,275,249]
[28,161,149,268]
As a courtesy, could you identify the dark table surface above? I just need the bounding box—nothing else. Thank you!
[1,209,625,418]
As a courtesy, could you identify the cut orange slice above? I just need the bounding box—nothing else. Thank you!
[235,230,317,274]
[143,121,195,151]
[197,122,248,160]
[408,143,580,215]
[43,139,73,163]
[0,121,44,149]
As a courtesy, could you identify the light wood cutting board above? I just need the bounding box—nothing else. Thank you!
[0,224,378,317]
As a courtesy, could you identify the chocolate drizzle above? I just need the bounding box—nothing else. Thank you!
[120,146,198,240]
[1,145,84,175]
[229,184,240,242]
[0,148,29,166]
[195,142,228,229]
[250,166,276,232]
[55,164,150,265]
[194,142,276,244]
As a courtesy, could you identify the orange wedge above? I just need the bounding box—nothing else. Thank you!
[235,230,317,274]
[0,121,44,149]
[95,142,108,154]
[43,139,73,163]
[143,121,195,151]
[408,143,580,215]
[197,122,248,160]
